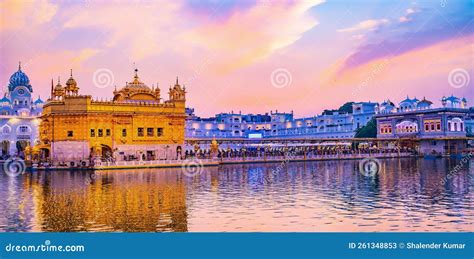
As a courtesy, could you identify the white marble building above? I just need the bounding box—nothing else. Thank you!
[0,64,43,158]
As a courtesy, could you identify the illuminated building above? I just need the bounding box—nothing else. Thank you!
[375,96,471,155]
[0,63,43,158]
[39,69,186,163]
[186,102,377,139]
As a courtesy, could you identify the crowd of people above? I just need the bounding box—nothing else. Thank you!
[183,145,416,160]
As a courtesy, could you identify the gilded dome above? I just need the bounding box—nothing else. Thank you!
[54,78,64,91]
[66,71,77,88]
[63,70,79,96]
[113,68,160,102]
[66,76,76,85]
[124,69,151,91]
[65,76,79,97]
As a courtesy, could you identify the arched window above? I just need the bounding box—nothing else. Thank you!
[448,118,464,132]
[16,125,32,134]
[2,125,11,134]
[396,120,418,133]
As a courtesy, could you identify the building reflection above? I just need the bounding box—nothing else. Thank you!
[0,176,37,232]
[24,168,189,232]
[0,158,471,232]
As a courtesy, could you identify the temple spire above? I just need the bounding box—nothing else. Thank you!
[176,76,179,85]
[18,61,21,71]
[131,68,140,84]
[70,69,73,77]
[133,62,138,79]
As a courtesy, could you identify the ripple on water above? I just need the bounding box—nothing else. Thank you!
[0,158,472,232]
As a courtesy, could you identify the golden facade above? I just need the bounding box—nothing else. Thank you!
[39,69,186,163]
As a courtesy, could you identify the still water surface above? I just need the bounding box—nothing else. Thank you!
[0,158,472,232]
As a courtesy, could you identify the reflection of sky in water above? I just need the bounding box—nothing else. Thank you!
[0,158,472,232]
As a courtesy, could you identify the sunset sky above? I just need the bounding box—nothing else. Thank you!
[1,0,472,117]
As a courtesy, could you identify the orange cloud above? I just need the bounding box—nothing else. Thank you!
[0,0,57,31]
[16,48,100,96]
[62,2,184,60]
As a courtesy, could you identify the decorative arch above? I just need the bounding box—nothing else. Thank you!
[128,92,158,101]
[176,146,182,159]
[1,140,10,156]
[396,120,418,133]
[1,124,12,135]
[16,108,30,117]
[101,144,113,159]
[16,124,32,135]
[448,117,464,132]
[16,140,30,153]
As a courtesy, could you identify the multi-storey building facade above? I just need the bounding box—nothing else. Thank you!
[0,64,43,158]
[466,107,474,137]
[186,102,377,139]
[39,69,186,164]
[375,95,471,155]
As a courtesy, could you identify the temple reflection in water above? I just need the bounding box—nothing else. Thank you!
[0,158,471,232]
[1,168,198,232]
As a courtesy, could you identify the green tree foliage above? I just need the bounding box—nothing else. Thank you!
[337,102,354,114]
[355,118,377,138]
[322,102,354,115]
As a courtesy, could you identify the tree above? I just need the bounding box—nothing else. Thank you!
[322,102,354,115]
[338,102,354,114]
[355,118,377,138]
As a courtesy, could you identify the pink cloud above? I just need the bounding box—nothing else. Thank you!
[185,0,324,73]
[337,19,389,33]
[0,0,58,31]
[319,35,473,106]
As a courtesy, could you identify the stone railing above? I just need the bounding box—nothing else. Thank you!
[93,158,218,168]
[218,152,413,163]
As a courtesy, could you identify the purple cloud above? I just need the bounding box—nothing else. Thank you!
[340,1,474,72]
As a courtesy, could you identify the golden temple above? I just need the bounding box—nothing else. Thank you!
[39,69,187,164]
